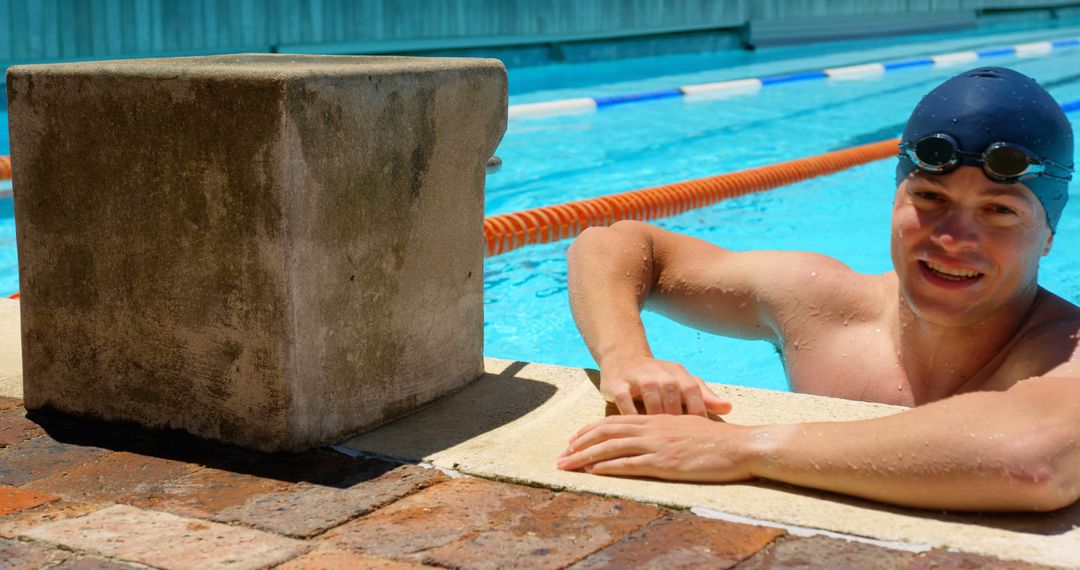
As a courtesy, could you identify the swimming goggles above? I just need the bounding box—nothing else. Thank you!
[899,133,1073,183]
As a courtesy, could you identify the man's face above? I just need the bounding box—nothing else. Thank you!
[890,166,1053,326]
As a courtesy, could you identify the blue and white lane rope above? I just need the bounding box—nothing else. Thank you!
[508,36,1080,121]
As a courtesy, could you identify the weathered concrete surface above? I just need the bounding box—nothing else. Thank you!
[343,358,1080,569]
[0,299,21,399]
[7,54,506,451]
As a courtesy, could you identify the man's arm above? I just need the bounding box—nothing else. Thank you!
[558,375,1080,511]
[751,376,1080,511]
[567,220,843,415]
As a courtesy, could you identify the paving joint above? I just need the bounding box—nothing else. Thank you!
[692,506,933,553]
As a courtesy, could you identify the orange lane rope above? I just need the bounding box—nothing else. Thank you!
[0,156,10,181]
[483,138,900,257]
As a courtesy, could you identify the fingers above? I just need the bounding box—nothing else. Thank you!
[641,385,664,415]
[702,388,733,414]
[661,383,682,415]
[586,455,661,478]
[557,437,650,471]
[565,412,656,455]
[681,380,707,417]
[567,418,608,445]
[565,417,647,458]
[611,388,638,416]
[601,358,730,417]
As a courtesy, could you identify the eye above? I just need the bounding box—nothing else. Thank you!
[912,190,944,202]
[986,204,1018,216]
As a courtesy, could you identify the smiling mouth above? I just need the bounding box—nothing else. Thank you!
[921,260,984,282]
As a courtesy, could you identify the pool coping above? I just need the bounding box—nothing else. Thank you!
[340,357,1080,568]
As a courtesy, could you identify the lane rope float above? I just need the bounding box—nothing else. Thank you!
[508,35,1080,120]
[483,137,900,257]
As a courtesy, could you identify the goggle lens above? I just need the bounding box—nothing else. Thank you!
[913,137,958,170]
[982,144,1030,179]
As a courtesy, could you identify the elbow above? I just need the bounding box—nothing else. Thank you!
[571,221,647,246]
[1005,462,1079,512]
[566,227,609,273]
[998,431,1080,512]
[568,222,652,265]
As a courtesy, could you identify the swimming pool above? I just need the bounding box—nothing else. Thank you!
[1,23,1079,391]
[484,26,1080,391]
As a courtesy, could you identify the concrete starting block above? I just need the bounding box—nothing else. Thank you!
[7,54,507,451]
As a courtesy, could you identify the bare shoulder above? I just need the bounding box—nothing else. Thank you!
[997,291,1080,384]
[744,251,888,317]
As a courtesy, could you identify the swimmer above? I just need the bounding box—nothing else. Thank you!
[558,67,1080,511]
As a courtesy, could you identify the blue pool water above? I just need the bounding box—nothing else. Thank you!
[485,28,1080,391]
[0,106,14,297]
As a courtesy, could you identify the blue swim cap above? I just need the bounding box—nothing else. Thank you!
[897,67,1074,231]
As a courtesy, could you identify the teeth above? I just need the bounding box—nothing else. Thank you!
[926,261,980,279]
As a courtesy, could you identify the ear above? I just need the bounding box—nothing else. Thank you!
[1042,231,1054,256]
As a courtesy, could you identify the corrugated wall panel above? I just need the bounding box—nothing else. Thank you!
[7,0,27,61]
[1,0,1077,67]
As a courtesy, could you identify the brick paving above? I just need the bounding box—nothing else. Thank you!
[0,400,1053,569]
[0,486,57,516]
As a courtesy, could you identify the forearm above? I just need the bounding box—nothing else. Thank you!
[747,380,1080,511]
[566,223,657,368]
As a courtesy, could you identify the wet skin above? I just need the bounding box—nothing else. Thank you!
[560,166,1080,511]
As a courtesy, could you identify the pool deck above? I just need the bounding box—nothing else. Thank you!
[0,297,1074,569]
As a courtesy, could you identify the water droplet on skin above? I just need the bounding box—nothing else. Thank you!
[897,384,904,391]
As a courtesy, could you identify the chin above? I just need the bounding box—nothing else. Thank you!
[902,293,993,327]
[899,269,1037,328]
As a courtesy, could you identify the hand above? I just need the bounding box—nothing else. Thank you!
[556,414,755,483]
[599,356,732,416]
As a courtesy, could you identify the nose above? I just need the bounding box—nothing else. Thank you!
[929,207,980,252]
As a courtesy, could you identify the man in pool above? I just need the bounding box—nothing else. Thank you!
[557,67,1080,511]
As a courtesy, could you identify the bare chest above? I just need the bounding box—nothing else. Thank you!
[780,323,917,406]
[778,321,1029,405]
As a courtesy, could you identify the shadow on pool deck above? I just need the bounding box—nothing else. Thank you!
[11,360,555,489]
[19,407,401,490]
[346,360,559,461]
